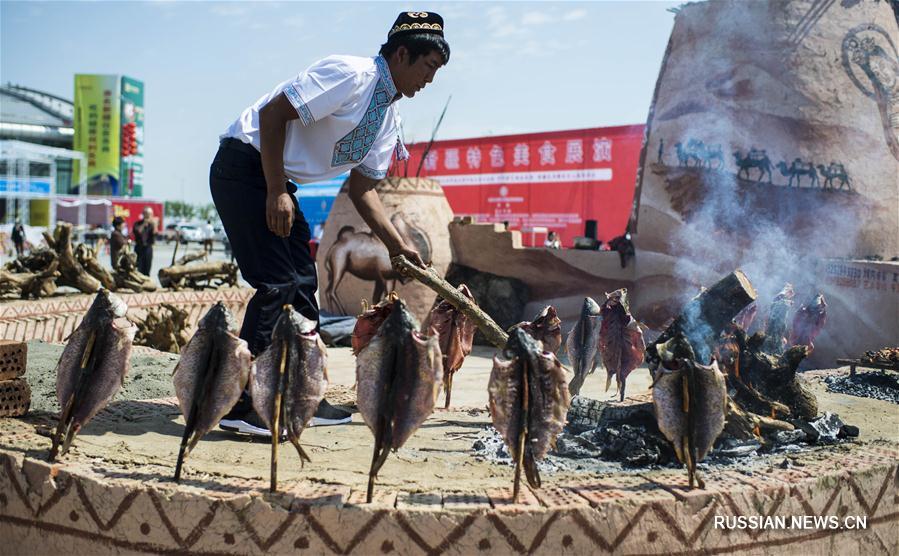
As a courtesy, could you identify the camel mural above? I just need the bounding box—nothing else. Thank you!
[733,149,773,182]
[323,212,432,315]
[817,162,852,190]
[777,158,820,188]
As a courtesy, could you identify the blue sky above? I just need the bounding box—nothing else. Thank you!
[1,1,678,203]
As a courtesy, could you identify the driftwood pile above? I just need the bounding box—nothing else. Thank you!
[134,303,192,353]
[158,260,238,291]
[0,223,162,298]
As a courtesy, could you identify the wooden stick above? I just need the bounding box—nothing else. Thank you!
[513,356,529,502]
[270,342,288,493]
[391,255,508,348]
[49,331,96,461]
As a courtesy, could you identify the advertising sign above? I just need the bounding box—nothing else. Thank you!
[119,76,145,197]
[73,74,121,195]
[404,125,644,247]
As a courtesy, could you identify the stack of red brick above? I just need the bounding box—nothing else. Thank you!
[0,340,29,417]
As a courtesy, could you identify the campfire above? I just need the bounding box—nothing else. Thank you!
[544,271,856,487]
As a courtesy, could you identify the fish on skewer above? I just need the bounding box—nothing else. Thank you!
[421,284,477,409]
[513,305,563,355]
[652,331,727,488]
[565,297,602,396]
[789,293,827,353]
[599,289,646,401]
[762,283,794,355]
[50,290,136,461]
[356,298,442,502]
[489,328,570,500]
[172,302,252,481]
[251,306,329,492]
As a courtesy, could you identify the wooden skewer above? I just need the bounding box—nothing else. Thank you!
[270,342,288,493]
[513,357,529,502]
[49,331,96,462]
[391,255,508,349]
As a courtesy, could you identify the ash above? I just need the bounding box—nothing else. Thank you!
[824,371,899,404]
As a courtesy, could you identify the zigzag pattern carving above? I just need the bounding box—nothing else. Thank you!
[1,447,897,554]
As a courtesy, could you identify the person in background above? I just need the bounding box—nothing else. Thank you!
[11,219,25,256]
[544,230,561,249]
[203,219,215,253]
[132,207,157,275]
[109,216,128,268]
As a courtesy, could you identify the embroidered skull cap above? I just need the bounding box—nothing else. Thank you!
[388,11,444,39]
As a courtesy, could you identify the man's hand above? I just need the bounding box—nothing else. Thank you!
[266,191,294,237]
[390,242,426,268]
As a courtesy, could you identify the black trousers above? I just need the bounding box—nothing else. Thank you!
[136,245,153,275]
[209,138,319,357]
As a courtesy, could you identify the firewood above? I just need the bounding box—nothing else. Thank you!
[648,270,757,370]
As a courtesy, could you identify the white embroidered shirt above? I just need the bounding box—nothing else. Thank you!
[221,55,406,183]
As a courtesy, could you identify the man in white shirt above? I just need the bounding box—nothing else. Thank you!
[211,12,449,436]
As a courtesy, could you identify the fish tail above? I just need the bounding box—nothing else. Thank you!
[523,450,541,489]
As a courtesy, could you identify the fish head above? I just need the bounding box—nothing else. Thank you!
[533,305,560,329]
[811,293,826,312]
[84,289,128,327]
[273,305,317,342]
[603,288,629,310]
[198,302,237,335]
[383,298,420,338]
[774,283,795,303]
[506,325,542,358]
[656,330,695,369]
[582,297,601,317]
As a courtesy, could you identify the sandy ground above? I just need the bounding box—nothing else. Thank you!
[9,339,898,494]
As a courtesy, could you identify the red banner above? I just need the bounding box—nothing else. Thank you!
[402,125,644,247]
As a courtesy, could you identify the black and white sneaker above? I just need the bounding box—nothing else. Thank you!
[310,399,352,426]
[220,410,283,438]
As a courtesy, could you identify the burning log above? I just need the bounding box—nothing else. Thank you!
[646,270,757,371]
[158,261,238,290]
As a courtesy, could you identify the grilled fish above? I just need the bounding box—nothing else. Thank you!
[356,299,442,501]
[513,305,562,355]
[172,302,252,480]
[422,284,476,409]
[252,307,328,462]
[762,283,794,355]
[565,297,602,396]
[351,293,397,355]
[652,331,726,488]
[489,328,570,498]
[599,289,645,401]
[51,290,136,460]
[789,293,826,353]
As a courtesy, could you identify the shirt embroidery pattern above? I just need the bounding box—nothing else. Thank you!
[331,56,397,168]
